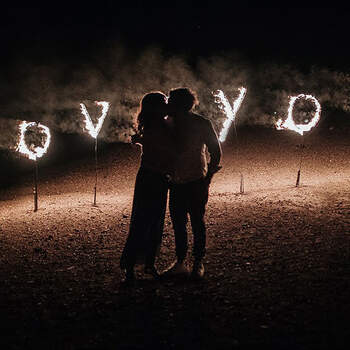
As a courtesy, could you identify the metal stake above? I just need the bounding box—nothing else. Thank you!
[295,169,301,187]
[93,137,98,206]
[33,159,38,212]
[233,118,244,194]
[240,172,244,193]
[296,135,305,188]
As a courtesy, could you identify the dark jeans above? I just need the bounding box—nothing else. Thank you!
[169,177,209,262]
[120,166,169,269]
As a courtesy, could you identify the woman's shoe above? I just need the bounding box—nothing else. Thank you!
[121,268,136,287]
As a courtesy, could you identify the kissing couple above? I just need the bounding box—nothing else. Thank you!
[120,87,222,285]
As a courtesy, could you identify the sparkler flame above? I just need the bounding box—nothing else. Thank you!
[17,121,51,161]
[213,87,247,142]
[276,94,321,135]
[80,101,110,138]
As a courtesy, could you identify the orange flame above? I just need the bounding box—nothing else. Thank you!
[276,94,321,135]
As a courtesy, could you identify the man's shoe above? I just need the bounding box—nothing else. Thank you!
[144,266,162,280]
[191,261,205,280]
[162,261,189,277]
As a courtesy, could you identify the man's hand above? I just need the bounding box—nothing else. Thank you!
[205,165,222,184]
[131,134,143,145]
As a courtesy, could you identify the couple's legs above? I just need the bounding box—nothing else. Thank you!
[169,184,188,262]
[144,187,167,268]
[169,178,209,262]
[120,167,168,271]
[189,179,209,260]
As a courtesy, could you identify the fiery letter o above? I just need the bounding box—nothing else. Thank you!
[17,121,51,160]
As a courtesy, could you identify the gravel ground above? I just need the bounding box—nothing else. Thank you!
[0,126,349,349]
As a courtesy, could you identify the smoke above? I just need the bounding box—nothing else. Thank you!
[1,42,349,151]
[0,118,20,151]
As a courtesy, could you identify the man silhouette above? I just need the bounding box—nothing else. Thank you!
[163,87,222,279]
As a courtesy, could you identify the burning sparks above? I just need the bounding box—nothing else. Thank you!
[213,87,247,142]
[17,121,51,160]
[276,94,321,135]
[80,101,110,138]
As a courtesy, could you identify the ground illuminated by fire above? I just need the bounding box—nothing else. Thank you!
[0,127,349,349]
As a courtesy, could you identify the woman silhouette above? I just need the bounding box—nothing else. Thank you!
[120,92,174,284]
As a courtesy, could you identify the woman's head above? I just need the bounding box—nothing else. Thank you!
[137,92,168,133]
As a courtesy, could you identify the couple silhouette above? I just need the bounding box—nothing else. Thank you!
[120,87,222,285]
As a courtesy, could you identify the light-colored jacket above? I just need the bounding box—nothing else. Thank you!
[172,112,222,184]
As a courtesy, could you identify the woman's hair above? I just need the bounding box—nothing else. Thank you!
[168,87,199,112]
[137,92,167,134]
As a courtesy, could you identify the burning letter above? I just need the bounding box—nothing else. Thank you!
[17,121,51,160]
[80,101,110,206]
[80,101,110,138]
[213,87,247,142]
[276,94,321,135]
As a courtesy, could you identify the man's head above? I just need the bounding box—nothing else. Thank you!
[168,87,199,114]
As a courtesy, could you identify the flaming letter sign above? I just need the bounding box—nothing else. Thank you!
[276,94,321,187]
[213,87,247,143]
[80,100,110,206]
[213,87,247,193]
[80,101,110,138]
[17,121,51,212]
[276,94,321,135]
[17,121,51,161]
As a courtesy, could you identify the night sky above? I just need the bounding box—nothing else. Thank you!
[2,5,350,71]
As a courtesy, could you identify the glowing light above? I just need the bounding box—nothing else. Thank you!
[213,87,247,142]
[17,121,51,161]
[276,94,321,135]
[80,101,110,138]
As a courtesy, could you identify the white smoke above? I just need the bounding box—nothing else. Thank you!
[0,43,349,149]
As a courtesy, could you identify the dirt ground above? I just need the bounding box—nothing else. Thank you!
[0,126,349,349]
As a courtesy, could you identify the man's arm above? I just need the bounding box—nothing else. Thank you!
[204,119,222,177]
[131,133,143,145]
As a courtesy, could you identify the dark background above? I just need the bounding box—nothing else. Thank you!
[1,5,350,70]
[1,4,349,187]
